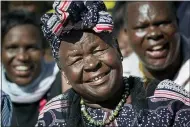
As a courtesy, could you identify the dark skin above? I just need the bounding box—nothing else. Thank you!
[125,2,181,80]
[2,24,44,86]
[58,31,124,110]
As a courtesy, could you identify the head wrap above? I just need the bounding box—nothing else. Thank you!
[41,0,113,59]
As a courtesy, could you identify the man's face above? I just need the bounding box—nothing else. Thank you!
[58,31,123,102]
[126,2,180,70]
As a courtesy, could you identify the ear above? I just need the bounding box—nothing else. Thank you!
[61,71,70,85]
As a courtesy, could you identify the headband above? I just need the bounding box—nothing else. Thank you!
[41,0,113,59]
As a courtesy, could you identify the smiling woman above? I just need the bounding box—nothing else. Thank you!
[36,1,190,127]
[1,10,62,127]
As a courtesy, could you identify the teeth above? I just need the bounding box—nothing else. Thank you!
[152,45,164,51]
[92,75,103,81]
[15,66,29,71]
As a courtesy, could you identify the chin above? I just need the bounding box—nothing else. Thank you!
[14,78,33,86]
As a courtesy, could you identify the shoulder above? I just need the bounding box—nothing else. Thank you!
[126,76,160,92]
[38,93,69,120]
[152,79,190,106]
[37,89,76,121]
[36,89,80,126]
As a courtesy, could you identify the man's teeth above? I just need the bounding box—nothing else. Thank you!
[15,66,29,71]
[92,75,103,81]
[152,45,164,51]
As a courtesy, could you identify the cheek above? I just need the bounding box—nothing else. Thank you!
[101,50,121,69]
[135,31,147,39]
[30,51,43,61]
[128,31,146,51]
[64,65,82,83]
[130,30,146,44]
[2,52,16,69]
[162,24,178,38]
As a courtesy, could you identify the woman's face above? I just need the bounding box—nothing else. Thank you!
[59,31,123,102]
[2,24,44,86]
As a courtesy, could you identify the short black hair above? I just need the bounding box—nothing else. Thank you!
[1,10,46,48]
[123,1,177,27]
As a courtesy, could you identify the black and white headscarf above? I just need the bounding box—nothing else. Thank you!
[41,0,113,59]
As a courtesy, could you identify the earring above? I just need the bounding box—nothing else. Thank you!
[121,56,123,61]
[61,72,70,85]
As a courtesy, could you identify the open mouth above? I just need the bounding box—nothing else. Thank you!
[14,65,33,76]
[84,70,111,87]
[87,70,110,83]
[146,43,169,59]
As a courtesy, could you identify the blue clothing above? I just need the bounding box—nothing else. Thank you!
[177,1,190,38]
[1,90,13,127]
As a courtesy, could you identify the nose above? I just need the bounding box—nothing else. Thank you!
[83,55,101,72]
[146,26,164,40]
[16,48,29,61]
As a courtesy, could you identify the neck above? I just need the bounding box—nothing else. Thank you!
[82,83,125,111]
[142,52,182,81]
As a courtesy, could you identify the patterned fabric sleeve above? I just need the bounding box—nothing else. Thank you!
[35,94,69,127]
[148,79,190,127]
[153,79,190,106]
[0,90,12,127]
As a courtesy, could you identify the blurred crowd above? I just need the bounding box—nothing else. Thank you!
[0,1,189,127]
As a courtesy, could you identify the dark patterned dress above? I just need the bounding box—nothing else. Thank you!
[36,77,190,127]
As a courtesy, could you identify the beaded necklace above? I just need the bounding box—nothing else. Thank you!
[80,82,129,126]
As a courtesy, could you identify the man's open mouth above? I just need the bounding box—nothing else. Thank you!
[146,43,169,59]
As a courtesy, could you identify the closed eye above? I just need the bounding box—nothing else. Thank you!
[67,56,83,66]
[154,21,172,26]
[93,47,109,56]
[26,45,40,51]
[134,24,148,30]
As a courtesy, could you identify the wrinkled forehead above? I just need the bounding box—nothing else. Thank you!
[127,2,175,21]
[60,30,115,46]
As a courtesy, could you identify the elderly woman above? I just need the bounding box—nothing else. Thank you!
[36,1,190,127]
[1,10,62,126]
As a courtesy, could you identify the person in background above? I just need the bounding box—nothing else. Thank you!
[0,90,12,127]
[176,1,190,38]
[36,1,190,126]
[1,10,62,127]
[123,1,190,91]
[112,1,140,77]
[8,1,49,16]
[6,1,55,63]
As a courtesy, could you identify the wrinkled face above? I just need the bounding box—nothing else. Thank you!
[58,31,123,102]
[2,24,44,86]
[126,2,180,70]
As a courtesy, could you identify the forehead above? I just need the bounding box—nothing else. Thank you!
[60,31,112,48]
[3,24,41,45]
[127,2,174,23]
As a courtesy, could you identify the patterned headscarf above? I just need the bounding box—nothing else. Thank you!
[41,0,113,59]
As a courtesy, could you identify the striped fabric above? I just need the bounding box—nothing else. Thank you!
[41,0,113,59]
[0,90,12,127]
[153,79,190,106]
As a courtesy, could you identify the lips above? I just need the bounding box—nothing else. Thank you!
[85,70,111,86]
[15,66,30,71]
[13,65,33,76]
[146,43,169,59]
